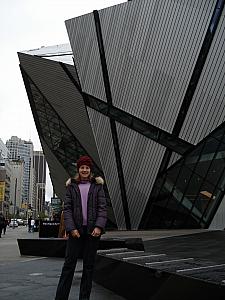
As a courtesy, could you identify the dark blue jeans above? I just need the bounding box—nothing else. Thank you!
[55,228,100,300]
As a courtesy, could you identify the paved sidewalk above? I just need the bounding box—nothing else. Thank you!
[0,226,125,300]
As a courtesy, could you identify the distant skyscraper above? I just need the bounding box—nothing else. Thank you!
[0,138,9,159]
[6,136,34,205]
[0,138,11,216]
[9,159,24,215]
[33,151,46,214]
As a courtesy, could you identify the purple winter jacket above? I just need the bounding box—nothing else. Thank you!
[64,176,107,234]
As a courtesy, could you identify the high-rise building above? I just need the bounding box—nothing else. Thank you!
[0,138,11,216]
[0,138,8,160]
[6,136,34,206]
[9,159,24,217]
[33,151,46,215]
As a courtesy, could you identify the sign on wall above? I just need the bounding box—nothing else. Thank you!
[0,181,5,202]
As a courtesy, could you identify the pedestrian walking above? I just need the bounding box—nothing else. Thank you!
[55,155,107,300]
[3,218,8,235]
[31,219,35,232]
[0,213,5,238]
[28,216,32,232]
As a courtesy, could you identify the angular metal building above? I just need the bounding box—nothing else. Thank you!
[19,0,225,230]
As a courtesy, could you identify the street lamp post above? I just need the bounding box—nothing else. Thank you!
[13,178,17,229]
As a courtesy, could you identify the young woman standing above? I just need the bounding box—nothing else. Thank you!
[55,156,107,300]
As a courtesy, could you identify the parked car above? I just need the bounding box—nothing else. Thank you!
[16,219,24,226]
[9,220,18,227]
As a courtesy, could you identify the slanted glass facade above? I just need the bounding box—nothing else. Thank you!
[25,74,102,177]
[141,124,225,229]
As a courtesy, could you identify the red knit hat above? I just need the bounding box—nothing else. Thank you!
[77,156,93,170]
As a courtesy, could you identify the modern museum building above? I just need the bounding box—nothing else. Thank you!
[18,0,225,231]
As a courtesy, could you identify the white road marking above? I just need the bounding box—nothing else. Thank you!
[29,273,43,276]
[97,248,128,253]
[106,251,145,256]
[177,263,225,273]
[123,254,166,260]
[146,258,194,266]
[20,257,47,263]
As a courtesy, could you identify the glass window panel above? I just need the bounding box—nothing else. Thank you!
[193,139,219,177]
[203,188,223,220]
[37,110,47,119]
[166,163,183,184]
[38,118,48,127]
[46,114,59,123]
[50,127,62,138]
[173,203,196,228]
[150,176,166,200]
[211,126,225,142]
[184,143,204,169]
[36,105,46,114]
[217,171,225,191]
[156,184,173,206]
[57,148,66,155]
[193,181,215,216]
[49,123,61,132]
[60,124,68,133]
[200,137,220,156]
[173,166,193,192]
[163,168,194,227]
[182,174,204,213]
[206,145,225,186]
[145,204,168,229]
[184,215,202,228]
[160,205,178,228]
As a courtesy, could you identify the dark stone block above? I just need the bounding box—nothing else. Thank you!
[39,221,60,238]
[17,237,144,258]
[17,238,66,257]
[93,255,225,300]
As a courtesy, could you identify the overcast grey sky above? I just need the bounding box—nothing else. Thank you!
[0,0,126,200]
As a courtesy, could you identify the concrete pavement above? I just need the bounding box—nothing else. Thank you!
[0,226,125,299]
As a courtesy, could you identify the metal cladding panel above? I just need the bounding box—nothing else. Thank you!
[116,122,166,229]
[21,43,73,65]
[40,137,69,201]
[98,0,216,132]
[65,13,107,102]
[180,8,225,144]
[18,53,102,169]
[87,108,126,229]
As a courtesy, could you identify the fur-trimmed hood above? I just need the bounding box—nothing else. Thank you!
[66,176,104,187]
